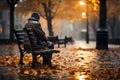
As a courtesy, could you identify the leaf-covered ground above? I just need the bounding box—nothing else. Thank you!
[0,43,120,80]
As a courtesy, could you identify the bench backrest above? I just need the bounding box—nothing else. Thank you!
[47,36,59,44]
[13,29,25,54]
[65,36,74,43]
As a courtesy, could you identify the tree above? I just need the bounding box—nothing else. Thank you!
[15,0,84,36]
[39,0,61,36]
[6,0,19,42]
[16,0,119,39]
[16,0,62,36]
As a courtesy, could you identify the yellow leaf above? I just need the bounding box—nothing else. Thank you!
[24,70,29,75]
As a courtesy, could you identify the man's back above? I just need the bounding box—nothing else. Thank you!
[25,21,47,44]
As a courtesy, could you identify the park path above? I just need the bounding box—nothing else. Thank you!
[0,40,120,80]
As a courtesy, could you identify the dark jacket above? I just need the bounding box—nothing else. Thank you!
[25,20,47,43]
[24,20,48,50]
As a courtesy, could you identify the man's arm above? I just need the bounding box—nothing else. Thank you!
[32,23,48,41]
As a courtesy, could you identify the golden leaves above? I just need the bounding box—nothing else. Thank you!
[23,54,32,64]
[24,69,38,76]
[0,45,120,79]
[0,55,19,66]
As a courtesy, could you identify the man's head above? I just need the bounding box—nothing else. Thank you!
[29,11,40,21]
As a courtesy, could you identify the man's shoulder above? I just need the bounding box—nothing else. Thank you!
[26,22,32,25]
[25,22,33,27]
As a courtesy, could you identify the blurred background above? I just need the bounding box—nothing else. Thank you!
[0,0,120,43]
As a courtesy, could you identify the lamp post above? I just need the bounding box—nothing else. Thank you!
[96,0,108,49]
[80,1,89,44]
[86,3,89,44]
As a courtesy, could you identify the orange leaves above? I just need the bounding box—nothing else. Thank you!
[0,55,19,66]
[24,70,29,75]
[24,69,38,76]
[23,54,32,64]
[0,44,120,79]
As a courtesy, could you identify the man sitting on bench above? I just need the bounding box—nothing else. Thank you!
[24,11,54,68]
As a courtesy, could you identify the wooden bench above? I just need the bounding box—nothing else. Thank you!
[13,28,60,68]
[47,36,74,48]
[47,36,59,47]
[58,38,66,48]
[47,36,66,48]
[58,36,74,47]
[65,36,74,44]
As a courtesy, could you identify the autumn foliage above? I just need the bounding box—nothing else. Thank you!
[0,44,120,79]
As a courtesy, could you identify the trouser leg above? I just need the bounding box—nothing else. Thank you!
[43,52,53,67]
[43,43,54,67]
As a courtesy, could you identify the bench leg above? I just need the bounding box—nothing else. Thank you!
[64,42,66,47]
[19,53,24,64]
[42,53,53,68]
[31,53,37,68]
[58,43,60,48]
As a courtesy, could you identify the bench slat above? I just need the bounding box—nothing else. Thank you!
[33,49,60,54]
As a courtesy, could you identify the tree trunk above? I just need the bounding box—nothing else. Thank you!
[109,16,116,38]
[6,0,19,43]
[47,17,54,36]
[9,5,15,42]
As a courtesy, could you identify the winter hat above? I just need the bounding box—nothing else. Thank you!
[29,11,40,21]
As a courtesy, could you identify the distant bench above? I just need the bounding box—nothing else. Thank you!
[65,36,74,44]
[47,36,59,45]
[47,36,74,48]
